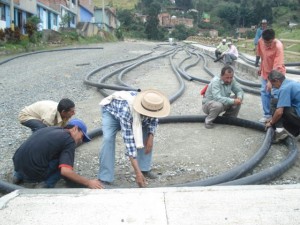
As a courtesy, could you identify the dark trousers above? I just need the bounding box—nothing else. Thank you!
[282,107,300,137]
[14,159,61,188]
[22,119,47,132]
[215,50,222,59]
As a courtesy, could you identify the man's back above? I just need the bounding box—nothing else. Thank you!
[13,127,76,180]
[18,100,59,125]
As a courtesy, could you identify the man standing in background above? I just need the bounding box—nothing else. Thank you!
[257,28,286,123]
[254,19,268,67]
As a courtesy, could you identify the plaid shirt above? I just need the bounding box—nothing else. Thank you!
[103,92,158,158]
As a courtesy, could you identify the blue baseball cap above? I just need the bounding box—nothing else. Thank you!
[67,119,91,142]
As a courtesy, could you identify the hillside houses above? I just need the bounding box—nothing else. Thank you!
[0,0,119,34]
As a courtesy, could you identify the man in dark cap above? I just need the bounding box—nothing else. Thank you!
[13,119,103,189]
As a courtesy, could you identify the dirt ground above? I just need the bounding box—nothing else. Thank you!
[1,40,299,191]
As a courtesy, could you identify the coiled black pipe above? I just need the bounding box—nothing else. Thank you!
[177,49,261,95]
[239,52,300,75]
[219,136,298,185]
[1,44,297,193]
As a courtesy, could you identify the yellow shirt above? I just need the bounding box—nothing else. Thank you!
[18,100,66,127]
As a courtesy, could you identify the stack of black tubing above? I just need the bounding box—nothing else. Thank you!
[0,44,299,194]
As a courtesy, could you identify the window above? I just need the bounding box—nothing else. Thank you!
[0,3,5,21]
[71,14,75,24]
[53,14,57,26]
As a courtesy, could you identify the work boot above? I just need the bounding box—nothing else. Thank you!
[272,128,289,144]
[204,122,214,129]
[142,171,158,179]
[255,56,260,67]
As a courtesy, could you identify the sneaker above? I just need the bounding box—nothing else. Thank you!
[12,176,23,185]
[272,129,289,144]
[259,117,271,123]
[205,122,214,129]
[142,171,158,179]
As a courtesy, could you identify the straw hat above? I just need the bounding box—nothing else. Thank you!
[133,89,170,118]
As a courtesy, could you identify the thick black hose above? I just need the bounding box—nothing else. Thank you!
[239,53,300,75]
[0,47,104,66]
[1,44,297,193]
[0,180,25,193]
[219,136,298,185]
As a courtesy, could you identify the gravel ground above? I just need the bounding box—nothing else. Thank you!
[0,40,299,191]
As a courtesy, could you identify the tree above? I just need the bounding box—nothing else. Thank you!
[175,0,193,11]
[171,24,197,40]
[117,9,135,28]
[144,2,161,40]
[60,14,72,28]
[217,4,239,26]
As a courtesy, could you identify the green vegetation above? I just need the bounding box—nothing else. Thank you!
[94,0,139,9]
[0,24,117,58]
[115,0,299,42]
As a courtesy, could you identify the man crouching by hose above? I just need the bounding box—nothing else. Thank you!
[202,65,244,129]
[98,89,171,188]
[12,119,104,189]
[265,70,300,143]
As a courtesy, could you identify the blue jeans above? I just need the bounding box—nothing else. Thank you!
[14,159,61,188]
[98,109,153,182]
[224,53,237,64]
[260,78,272,118]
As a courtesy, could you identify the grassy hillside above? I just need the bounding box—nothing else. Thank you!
[93,0,138,9]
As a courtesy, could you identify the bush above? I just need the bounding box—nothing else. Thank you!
[0,29,5,41]
[4,27,21,43]
[115,28,124,40]
[24,16,40,43]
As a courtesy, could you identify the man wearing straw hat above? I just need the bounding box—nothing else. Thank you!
[98,89,171,188]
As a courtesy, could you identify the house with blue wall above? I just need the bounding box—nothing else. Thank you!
[0,0,93,32]
[94,6,119,33]
[0,0,35,33]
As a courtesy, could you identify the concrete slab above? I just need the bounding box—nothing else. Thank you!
[1,185,300,225]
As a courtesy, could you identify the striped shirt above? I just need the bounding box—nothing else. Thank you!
[103,94,158,158]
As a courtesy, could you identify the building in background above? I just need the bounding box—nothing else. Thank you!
[78,0,94,23]
[94,6,119,32]
[0,0,96,32]
[158,12,194,28]
[0,0,36,32]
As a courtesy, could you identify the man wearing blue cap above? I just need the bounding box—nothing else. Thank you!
[12,119,103,189]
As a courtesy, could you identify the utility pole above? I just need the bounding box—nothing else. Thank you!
[10,0,14,31]
[102,0,105,30]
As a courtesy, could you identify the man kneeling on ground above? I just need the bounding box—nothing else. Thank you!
[265,70,300,143]
[202,65,244,129]
[13,119,104,189]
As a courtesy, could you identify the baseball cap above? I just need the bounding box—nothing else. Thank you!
[67,118,91,142]
[222,39,226,42]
